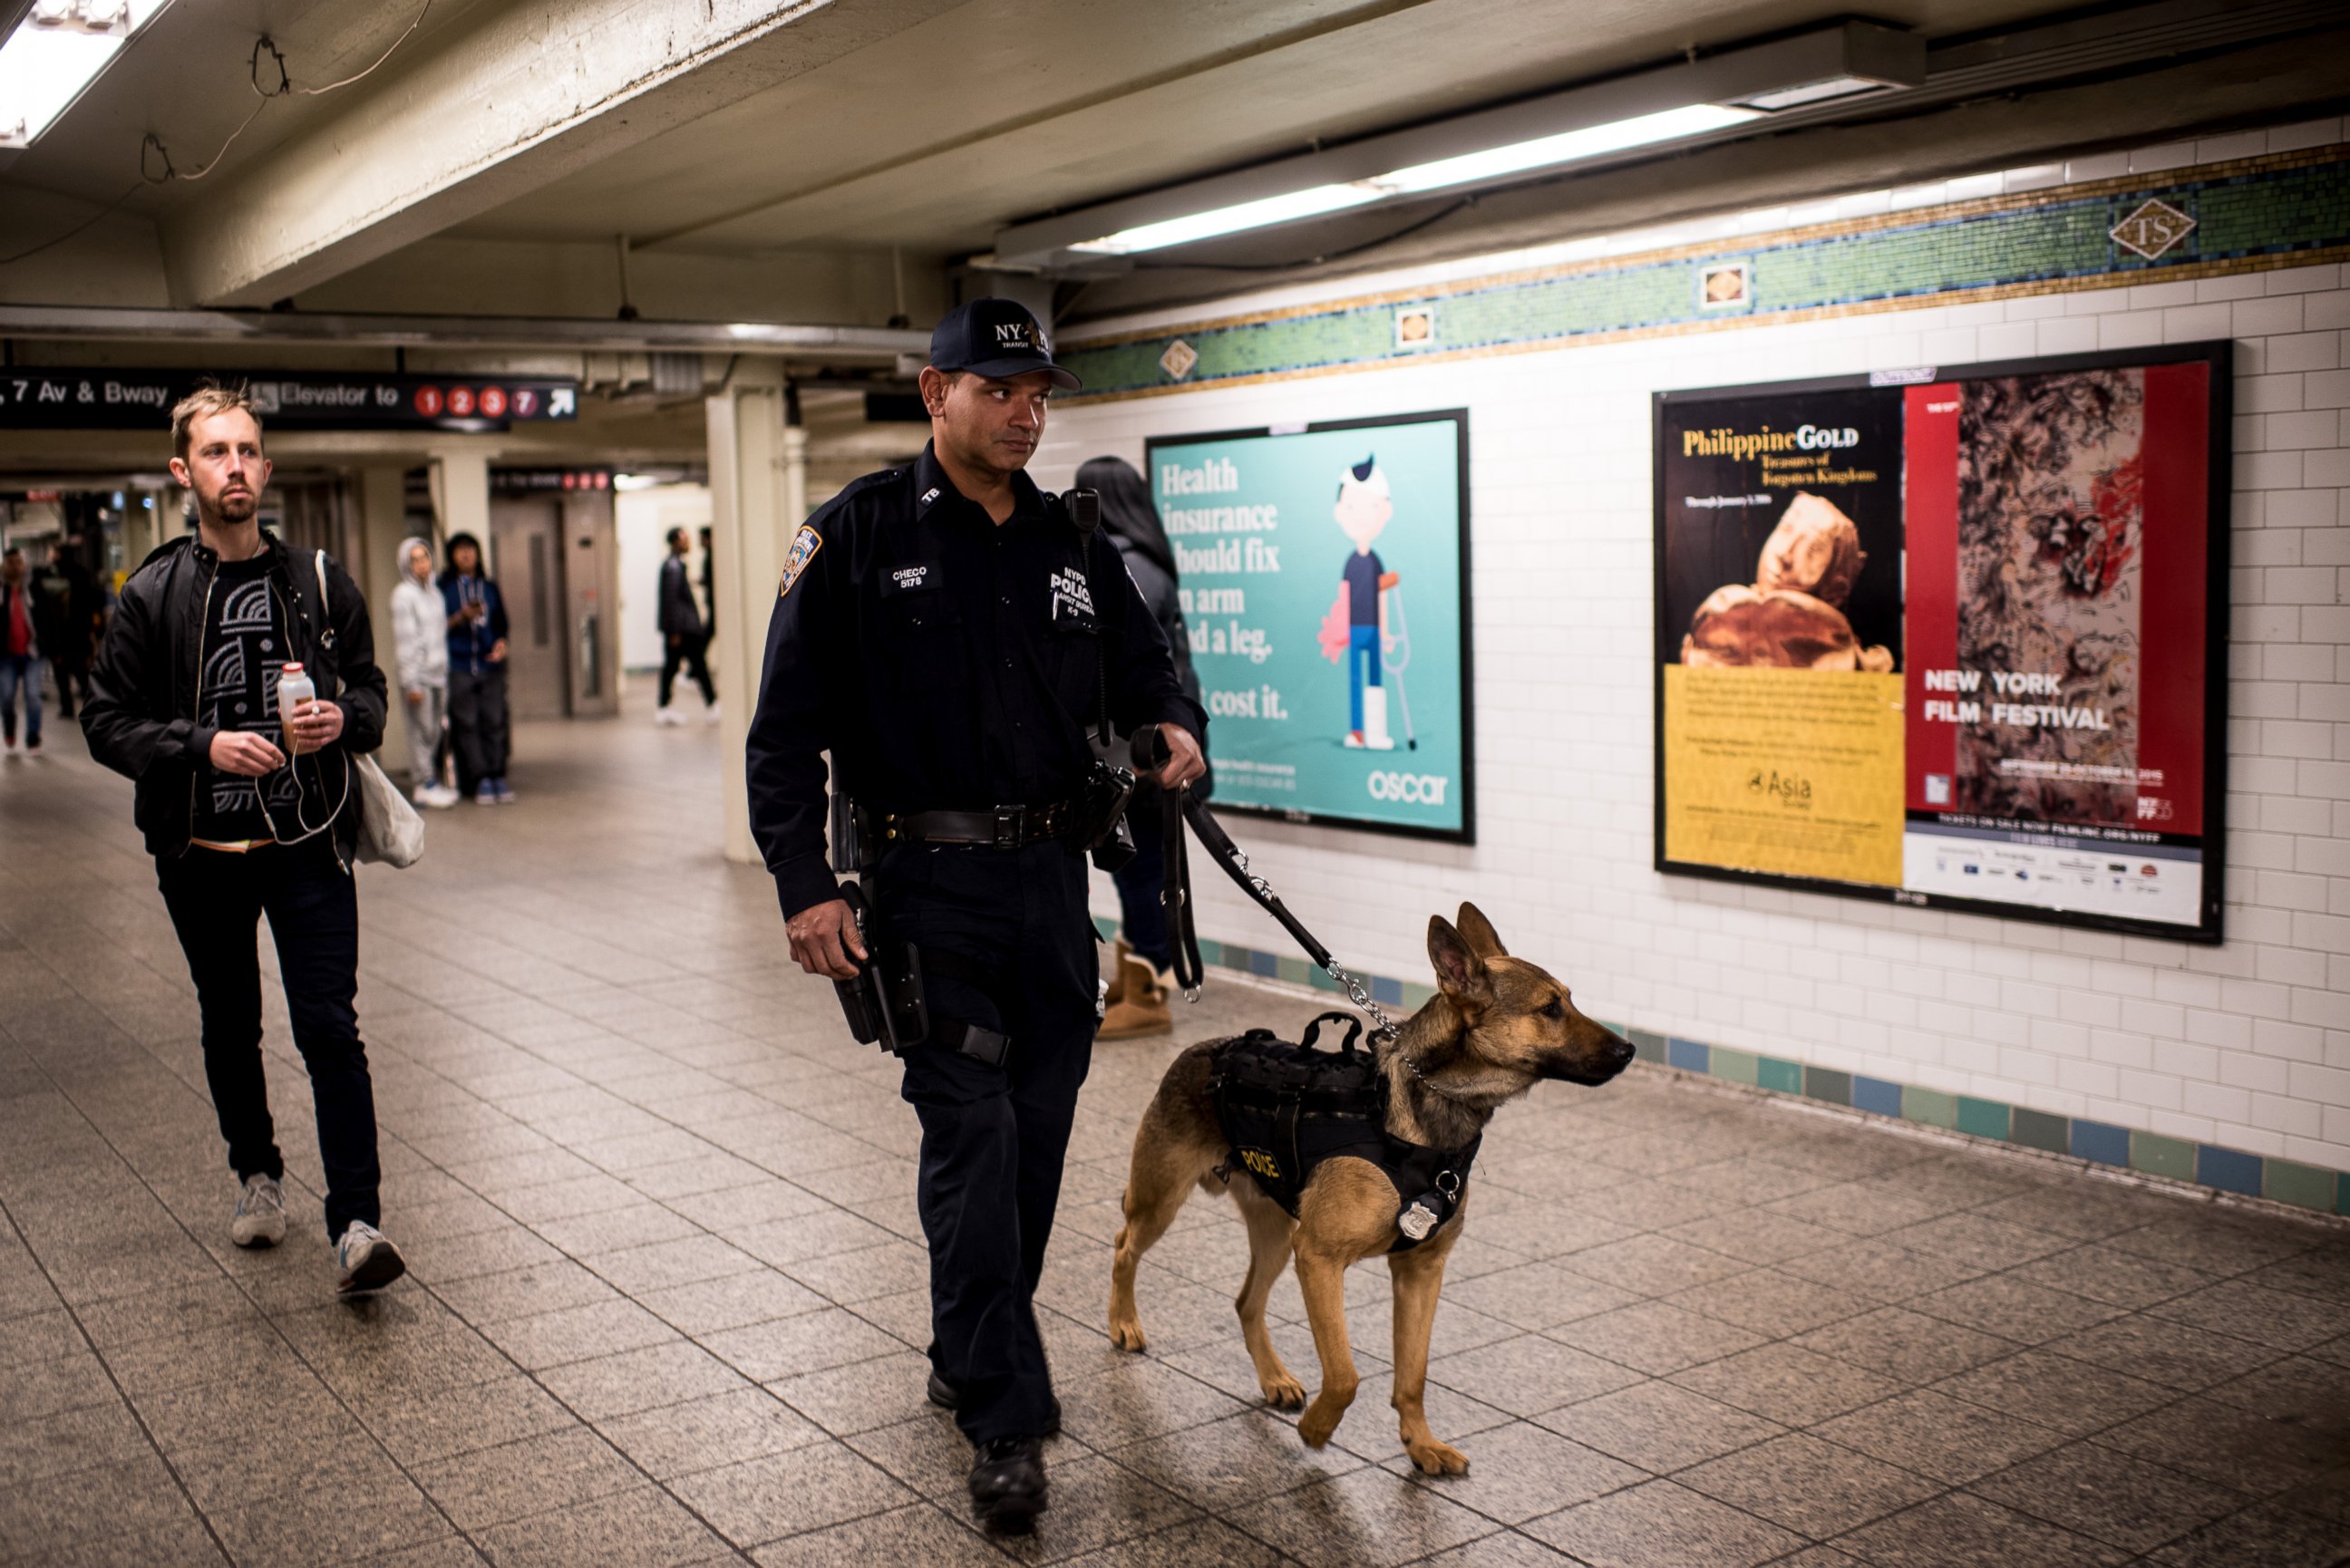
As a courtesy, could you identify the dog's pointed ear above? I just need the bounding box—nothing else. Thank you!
[1455,903,1507,959]
[1428,915,1491,1007]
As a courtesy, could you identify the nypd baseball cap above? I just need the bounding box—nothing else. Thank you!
[928,297,1082,391]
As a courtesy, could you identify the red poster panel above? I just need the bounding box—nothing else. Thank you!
[1904,383,1960,813]
[2135,362,2209,837]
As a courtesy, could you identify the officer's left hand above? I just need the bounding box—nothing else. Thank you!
[1153,722,1206,791]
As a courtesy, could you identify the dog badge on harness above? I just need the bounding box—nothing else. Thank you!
[1397,1200,1441,1242]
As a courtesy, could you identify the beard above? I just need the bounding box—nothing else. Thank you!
[211,488,258,524]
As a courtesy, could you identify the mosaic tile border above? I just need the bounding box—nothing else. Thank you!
[1105,917,2350,1220]
[1060,143,2350,403]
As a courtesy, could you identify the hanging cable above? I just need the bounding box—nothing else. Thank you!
[0,0,436,265]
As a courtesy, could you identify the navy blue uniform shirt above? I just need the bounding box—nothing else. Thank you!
[747,443,1208,919]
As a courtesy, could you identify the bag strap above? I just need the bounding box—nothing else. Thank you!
[309,550,342,699]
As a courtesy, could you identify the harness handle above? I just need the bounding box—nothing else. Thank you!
[1300,1011,1365,1058]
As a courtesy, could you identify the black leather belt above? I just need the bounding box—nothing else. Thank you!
[877,801,1074,850]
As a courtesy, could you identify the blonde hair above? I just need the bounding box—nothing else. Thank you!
[170,383,264,462]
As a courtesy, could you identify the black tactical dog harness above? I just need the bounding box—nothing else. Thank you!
[1207,1013,1481,1252]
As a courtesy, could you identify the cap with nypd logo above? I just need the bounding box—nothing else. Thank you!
[928,298,1082,392]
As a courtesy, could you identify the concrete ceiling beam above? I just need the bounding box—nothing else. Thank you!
[158,0,965,309]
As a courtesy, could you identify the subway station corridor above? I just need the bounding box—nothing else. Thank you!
[2,704,2345,1568]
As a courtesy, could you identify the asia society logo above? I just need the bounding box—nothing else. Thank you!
[1368,771,1450,805]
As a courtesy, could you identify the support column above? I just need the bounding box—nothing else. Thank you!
[707,363,806,866]
[428,450,491,567]
[354,464,416,778]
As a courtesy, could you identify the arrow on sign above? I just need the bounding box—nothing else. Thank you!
[549,387,576,416]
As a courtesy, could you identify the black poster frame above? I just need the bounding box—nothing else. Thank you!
[1651,341,2232,944]
[1144,407,1476,847]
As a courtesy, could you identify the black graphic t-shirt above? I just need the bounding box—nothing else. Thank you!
[194,557,293,842]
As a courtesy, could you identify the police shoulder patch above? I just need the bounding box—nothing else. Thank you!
[779,525,822,598]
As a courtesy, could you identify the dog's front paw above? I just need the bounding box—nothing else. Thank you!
[1406,1436,1470,1476]
[1107,1314,1148,1352]
[1296,1403,1343,1447]
[1259,1372,1306,1410]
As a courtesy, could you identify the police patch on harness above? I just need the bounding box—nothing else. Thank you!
[779,525,821,597]
[1048,564,1095,627]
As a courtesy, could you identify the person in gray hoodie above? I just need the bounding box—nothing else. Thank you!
[390,536,457,808]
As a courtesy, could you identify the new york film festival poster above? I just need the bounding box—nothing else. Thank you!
[1655,344,2228,943]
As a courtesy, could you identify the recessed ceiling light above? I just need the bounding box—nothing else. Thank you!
[0,0,170,150]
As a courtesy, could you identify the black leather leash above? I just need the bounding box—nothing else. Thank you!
[1159,786,1402,1043]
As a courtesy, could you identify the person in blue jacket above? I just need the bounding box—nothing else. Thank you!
[439,533,513,803]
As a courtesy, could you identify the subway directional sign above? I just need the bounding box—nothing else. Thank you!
[0,369,580,431]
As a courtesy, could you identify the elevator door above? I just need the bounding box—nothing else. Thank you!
[490,498,568,720]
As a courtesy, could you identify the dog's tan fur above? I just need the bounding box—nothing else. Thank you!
[1108,904,1632,1475]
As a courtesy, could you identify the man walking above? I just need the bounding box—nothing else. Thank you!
[82,385,404,1295]
[391,535,458,807]
[0,547,42,754]
[439,532,514,803]
[748,299,1204,1530]
[31,536,99,721]
[655,526,717,725]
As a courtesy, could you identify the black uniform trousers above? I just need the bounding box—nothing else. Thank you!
[874,837,1097,1445]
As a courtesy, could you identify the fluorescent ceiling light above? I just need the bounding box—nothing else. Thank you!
[1374,103,1760,194]
[1072,102,1761,255]
[0,0,170,150]
[1073,184,1386,256]
[1733,75,1892,111]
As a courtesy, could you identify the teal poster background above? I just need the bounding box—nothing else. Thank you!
[1147,411,1472,841]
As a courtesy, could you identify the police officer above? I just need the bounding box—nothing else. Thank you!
[746,299,1205,1531]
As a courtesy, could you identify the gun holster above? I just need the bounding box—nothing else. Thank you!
[830,883,929,1054]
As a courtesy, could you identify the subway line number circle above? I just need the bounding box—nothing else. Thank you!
[1368,771,1450,805]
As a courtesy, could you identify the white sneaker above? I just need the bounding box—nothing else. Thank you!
[703,703,722,726]
[411,783,436,806]
[655,707,685,727]
[334,1221,406,1296]
[425,784,460,809]
[230,1174,286,1249]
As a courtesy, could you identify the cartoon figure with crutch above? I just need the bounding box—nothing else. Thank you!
[1316,455,1414,750]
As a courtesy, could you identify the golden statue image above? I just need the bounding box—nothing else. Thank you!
[1680,491,1895,672]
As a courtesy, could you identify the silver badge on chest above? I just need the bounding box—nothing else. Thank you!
[1397,1201,1440,1242]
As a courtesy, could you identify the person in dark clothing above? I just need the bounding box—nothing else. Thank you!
[748,299,1204,1531]
[31,537,99,720]
[439,532,513,803]
[655,526,717,723]
[81,384,404,1296]
[1073,456,1209,1040]
[0,547,41,753]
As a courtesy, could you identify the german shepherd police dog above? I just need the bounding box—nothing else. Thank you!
[1108,905,1634,1475]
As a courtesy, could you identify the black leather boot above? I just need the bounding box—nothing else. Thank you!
[968,1437,1048,1532]
[927,1369,1062,1436]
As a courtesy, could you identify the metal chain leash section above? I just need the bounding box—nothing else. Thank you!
[1181,792,1402,1045]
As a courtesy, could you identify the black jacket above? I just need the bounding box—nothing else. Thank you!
[746,443,1207,918]
[83,530,388,858]
[657,554,704,637]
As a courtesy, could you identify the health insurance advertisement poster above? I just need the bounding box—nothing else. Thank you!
[1146,411,1472,842]
[1654,343,2229,942]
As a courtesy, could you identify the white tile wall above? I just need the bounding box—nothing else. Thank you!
[1044,148,2350,1173]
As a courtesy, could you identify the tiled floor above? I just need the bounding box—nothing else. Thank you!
[3,696,2347,1567]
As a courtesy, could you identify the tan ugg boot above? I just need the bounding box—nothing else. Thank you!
[1102,937,1132,1009]
[1096,952,1172,1040]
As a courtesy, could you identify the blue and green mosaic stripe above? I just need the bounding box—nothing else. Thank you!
[1108,915,2350,1219]
[1062,144,2350,402]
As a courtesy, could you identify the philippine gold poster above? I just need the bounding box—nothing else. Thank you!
[1662,666,1904,886]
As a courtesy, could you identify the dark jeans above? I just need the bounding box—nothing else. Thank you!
[658,631,715,708]
[447,664,510,792]
[1111,787,1171,972]
[876,839,1097,1445]
[0,653,39,745]
[156,837,380,1241]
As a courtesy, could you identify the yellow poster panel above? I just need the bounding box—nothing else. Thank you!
[1663,666,1905,887]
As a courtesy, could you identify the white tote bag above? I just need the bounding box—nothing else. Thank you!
[314,551,424,867]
